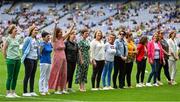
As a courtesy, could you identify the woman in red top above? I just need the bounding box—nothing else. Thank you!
[136,36,148,87]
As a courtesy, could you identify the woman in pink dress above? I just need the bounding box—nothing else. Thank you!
[48,20,74,94]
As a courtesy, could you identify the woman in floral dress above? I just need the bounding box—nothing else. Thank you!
[75,29,90,92]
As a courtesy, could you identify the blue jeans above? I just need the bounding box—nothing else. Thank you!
[102,61,114,87]
[147,59,160,84]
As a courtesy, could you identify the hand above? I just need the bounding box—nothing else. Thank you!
[54,19,59,24]
[149,59,153,64]
[92,60,97,68]
[80,59,84,65]
[163,59,166,65]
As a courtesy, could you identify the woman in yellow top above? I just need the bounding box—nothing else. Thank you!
[125,32,137,88]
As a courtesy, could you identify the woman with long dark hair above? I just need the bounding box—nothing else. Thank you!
[48,20,74,94]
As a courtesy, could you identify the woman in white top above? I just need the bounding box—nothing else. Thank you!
[90,30,105,90]
[167,30,179,85]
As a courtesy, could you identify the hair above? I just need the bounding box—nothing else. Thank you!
[109,33,116,38]
[67,30,76,41]
[125,32,132,38]
[8,25,16,34]
[81,28,88,36]
[29,26,36,36]
[55,27,62,38]
[168,30,176,39]
[118,30,126,36]
[41,31,49,38]
[94,30,103,39]
[139,35,148,45]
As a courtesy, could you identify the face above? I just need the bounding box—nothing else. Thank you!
[12,27,17,35]
[127,34,133,41]
[118,31,125,39]
[70,31,76,40]
[82,31,89,39]
[43,34,50,42]
[108,35,115,44]
[172,32,176,38]
[58,29,63,37]
[95,31,103,40]
[32,28,38,37]
[154,34,159,41]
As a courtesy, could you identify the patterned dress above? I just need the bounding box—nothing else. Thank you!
[75,39,90,84]
[48,38,67,90]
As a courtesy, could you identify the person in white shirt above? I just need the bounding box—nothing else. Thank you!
[167,30,179,85]
[102,34,116,90]
[90,30,105,90]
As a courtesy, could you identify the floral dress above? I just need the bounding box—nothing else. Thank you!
[75,39,90,84]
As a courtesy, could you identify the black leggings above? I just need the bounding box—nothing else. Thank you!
[91,60,105,88]
[136,59,146,83]
[113,56,126,88]
[67,62,76,88]
[23,58,37,93]
[125,62,133,87]
[157,59,171,81]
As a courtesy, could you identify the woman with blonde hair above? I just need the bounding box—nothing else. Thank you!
[3,25,21,98]
[90,30,105,90]
[167,30,179,85]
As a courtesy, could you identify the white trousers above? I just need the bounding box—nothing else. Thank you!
[168,60,177,80]
[39,63,51,93]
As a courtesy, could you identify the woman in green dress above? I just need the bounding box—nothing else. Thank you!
[75,29,90,92]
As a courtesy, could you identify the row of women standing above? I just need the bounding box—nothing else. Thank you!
[2,23,179,98]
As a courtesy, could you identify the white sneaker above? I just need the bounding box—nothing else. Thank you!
[12,93,21,98]
[102,87,109,90]
[172,81,177,85]
[22,93,32,97]
[30,92,38,96]
[146,83,152,87]
[54,91,63,95]
[91,88,98,91]
[62,90,69,94]
[157,81,163,85]
[136,83,142,88]
[6,93,15,98]
[67,88,75,92]
[153,83,159,87]
[140,83,146,87]
[108,86,114,90]
[40,92,46,96]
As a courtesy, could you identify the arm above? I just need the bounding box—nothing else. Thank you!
[90,40,96,63]
[52,21,58,42]
[2,40,8,59]
[63,24,75,41]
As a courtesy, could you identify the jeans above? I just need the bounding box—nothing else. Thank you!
[23,58,38,93]
[136,59,146,83]
[158,59,171,81]
[113,56,126,88]
[91,60,105,88]
[102,61,114,87]
[147,59,160,84]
